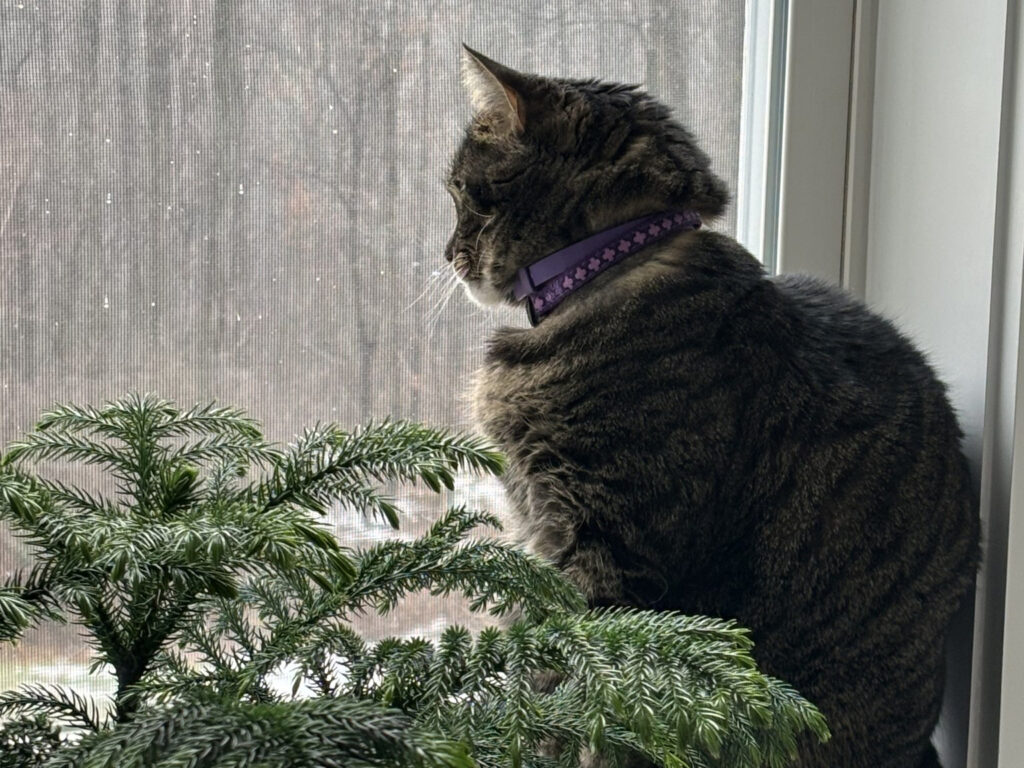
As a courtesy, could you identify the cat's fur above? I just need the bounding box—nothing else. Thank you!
[446,47,979,768]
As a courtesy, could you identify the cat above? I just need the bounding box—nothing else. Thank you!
[445,46,979,768]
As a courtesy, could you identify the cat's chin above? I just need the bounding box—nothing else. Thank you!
[460,279,506,309]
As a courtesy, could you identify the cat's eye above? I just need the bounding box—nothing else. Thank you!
[490,168,527,187]
[447,179,492,215]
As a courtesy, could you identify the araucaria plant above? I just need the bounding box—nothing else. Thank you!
[0,394,828,767]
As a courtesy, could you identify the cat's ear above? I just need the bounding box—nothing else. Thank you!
[460,45,527,136]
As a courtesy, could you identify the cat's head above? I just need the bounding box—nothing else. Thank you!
[445,46,729,309]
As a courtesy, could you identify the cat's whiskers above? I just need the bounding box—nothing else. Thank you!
[428,270,458,316]
[404,264,452,314]
[425,269,462,339]
[435,271,462,315]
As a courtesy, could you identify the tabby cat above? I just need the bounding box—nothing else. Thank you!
[445,47,979,768]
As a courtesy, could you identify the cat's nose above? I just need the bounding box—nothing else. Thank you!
[444,238,456,262]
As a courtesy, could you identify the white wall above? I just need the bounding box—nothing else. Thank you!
[863,1,1013,765]
[867,2,1004,457]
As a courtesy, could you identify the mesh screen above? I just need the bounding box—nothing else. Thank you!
[0,0,745,697]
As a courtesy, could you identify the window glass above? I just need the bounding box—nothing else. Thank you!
[0,0,745,696]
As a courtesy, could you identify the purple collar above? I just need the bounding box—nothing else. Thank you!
[513,210,702,326]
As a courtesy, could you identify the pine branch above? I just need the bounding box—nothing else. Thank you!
[0,471,101,587]
[45,698,473,768]
[223,507,583,688]
[254,421,505,518]
[0,560,74,643]
[0,714,63,768]
[0,585,62,643]
[420,626,472,722]
[324,611,830,768]
[127,658,229,709]
[148,400,267,442]
[0,684,105,732]
[32,399,135,437]
[2,429,134,475]
[322,420,507,488]
[0,467,51,532]
[344,507,585,620]
[29,478,121,519]
[167,436,276,469]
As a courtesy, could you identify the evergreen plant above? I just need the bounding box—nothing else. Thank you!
[0,394,828,767]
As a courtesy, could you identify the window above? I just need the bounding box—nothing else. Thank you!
[0,0,750,705]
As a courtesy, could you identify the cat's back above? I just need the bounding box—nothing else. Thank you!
[477,231,950,435]
[768,273,955,420]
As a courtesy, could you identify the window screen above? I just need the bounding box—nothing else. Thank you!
[1,0,745,699]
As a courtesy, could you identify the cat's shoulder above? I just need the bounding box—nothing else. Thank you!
[770,273,923,356]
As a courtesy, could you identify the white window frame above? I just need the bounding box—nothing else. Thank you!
[735,0,787,272]
[738,0,858,282]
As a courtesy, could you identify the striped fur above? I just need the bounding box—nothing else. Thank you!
[448,52,979,767]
